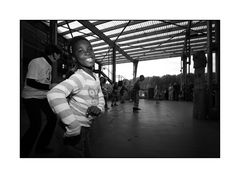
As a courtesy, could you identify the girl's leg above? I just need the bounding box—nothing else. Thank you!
[61,127,91,158]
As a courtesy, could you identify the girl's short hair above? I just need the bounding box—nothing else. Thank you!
[68,36,89,55]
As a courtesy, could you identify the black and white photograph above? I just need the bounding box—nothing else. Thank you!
[1,1,240,178]
[20,20,220,158]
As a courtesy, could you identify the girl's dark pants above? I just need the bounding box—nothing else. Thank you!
[61,127,91,158]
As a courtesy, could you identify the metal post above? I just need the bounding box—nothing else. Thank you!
[50,20,58,83]
[214,20,220,119]
[193,51,207,120]
[133,60,138,79]
[188,56,191,74]
[98,63,102,78]
[50,20,57,45]
[181,20,191,100]
[187,21,192,75]
[20,22,24,92]
[112,45,116,83]
[215,20,220,89]
[207,20,213,110]
[181,54,187,92]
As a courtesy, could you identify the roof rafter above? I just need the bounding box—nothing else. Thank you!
[90,21,207,48]
[78,20,134,63]
[59,20,111,36]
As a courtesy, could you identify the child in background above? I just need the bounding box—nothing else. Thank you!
[132,75,145,111]
[120,81,128,103]
[154,85,160,104]
[47,36,105,157]
[111,82,119,107]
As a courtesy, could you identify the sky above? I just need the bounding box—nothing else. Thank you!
[102,57,182,80]
[102,54,216,81]
[102,57,193,81]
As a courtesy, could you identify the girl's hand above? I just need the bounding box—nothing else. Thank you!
[86,106,101,117]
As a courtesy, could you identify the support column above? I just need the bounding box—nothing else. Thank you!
[187,21,192,75]
[181,21,191,101]
[214,20,220,120]
[98,63,102,78]
[20,23,24,92]
[50,20,59,83]
[207,20,213,110]
[112,45,116,83]
[181,54,187,100]
[50,20,57,45]
[215,20,220,90]
[193,51,207,120]
[133,60,139,79]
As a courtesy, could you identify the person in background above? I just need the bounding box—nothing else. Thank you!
[168,83,174,101]
[132,75,145,111]
[173,82,180,101]
[21,44,62,157]
[47,36,104,157]
[154,85,160,104]
[120,82,128,103]
[111,82,119,107]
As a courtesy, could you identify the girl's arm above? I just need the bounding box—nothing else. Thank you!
[47,74,82,125]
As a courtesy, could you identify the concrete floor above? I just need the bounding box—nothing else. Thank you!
[20,99,220,158]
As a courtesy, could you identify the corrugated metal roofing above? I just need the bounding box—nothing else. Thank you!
[43,20,215,66]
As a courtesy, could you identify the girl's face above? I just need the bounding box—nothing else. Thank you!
[73,40,95,68]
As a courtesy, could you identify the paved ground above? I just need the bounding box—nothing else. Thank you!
[20,99,220,158]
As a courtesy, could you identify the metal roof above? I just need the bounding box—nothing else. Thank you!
[43,20,215,66]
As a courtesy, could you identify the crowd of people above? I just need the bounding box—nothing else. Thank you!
[99,75,145,111]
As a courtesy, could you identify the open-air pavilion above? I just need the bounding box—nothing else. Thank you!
[20,20,220,158]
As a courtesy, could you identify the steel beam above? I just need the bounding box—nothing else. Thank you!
[79,20,146,40]
[79,20,134,63]
[207,20,213,110]
[112,45,116,83]
[133,61,138,79]
[49,20,59,83]
[93,34,208,54]
[130,46,206,60]
[214,20,220,119]
[60,20,111,36]
[50,20,57,45]
[91,24,207,49]
[161,20,207,35]
[214,20,220,87]
[89,20,189,44]
[124,40,207,55]
[101,48,206,66]
[57,20,75,26]
[89,21,206,45]
[97,44,206,64]
[65,20,73,38]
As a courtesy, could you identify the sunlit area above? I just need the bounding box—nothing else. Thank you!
[102,54,216,82]
[102,58,182,82]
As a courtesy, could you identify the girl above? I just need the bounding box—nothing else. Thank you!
[47,36,105,157]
